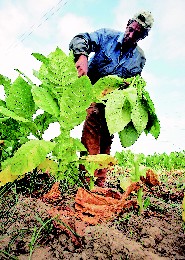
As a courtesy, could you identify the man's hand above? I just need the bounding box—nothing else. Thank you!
[76,55,88,77]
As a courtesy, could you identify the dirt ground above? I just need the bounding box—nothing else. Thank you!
[0,170,185,260]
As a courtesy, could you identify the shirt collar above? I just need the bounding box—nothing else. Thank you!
[117,33,125,45]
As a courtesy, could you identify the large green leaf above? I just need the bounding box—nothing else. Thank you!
[105,86,138,135]
[0,140,56,186]
[105,89,131,134]
[119,122,140,147]
[32,86,60,118]
[47,49,77,85]
[122,86,137,108]
[0,106,29,122]
[0,74,11,96]
[5,76,36,119]
[32,53,49,65]
[59,76,93,130]
[32,48,78,100]
[131,100,148,134]
[149,118,161,139]
[142,89,160,138]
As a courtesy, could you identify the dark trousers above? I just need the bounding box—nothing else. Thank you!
[80,102,113,186]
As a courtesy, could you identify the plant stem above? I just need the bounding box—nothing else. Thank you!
[133,155,140,182]
[137,187,143,215]
[90,175,94,190]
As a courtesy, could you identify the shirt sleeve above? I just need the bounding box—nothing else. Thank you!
[69,29,107,60]
[137,46,146,74]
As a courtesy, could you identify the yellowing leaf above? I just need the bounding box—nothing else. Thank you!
[182,193,185,222]
[100,87,115,97]
[83,154,117,170]
[0,140,56,186]
[119,175,132,191]
[93,75,124,100]
[37,158,58,175]
[0,165,23,186]
[182,211,185,222]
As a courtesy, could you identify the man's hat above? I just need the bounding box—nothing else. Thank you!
[132,11,154,30]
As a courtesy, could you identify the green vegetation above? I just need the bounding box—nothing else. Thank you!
[115,149,185,221]
[29,217,54,260]
[0,47,184,260]
[115,149,185,171]
[0,47,160,189]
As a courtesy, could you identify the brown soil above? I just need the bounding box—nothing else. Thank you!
[0,171,184,260]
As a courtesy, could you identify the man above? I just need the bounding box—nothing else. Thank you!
[69,11,154,187]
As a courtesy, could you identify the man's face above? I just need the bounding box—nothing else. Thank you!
[123,21,144,44]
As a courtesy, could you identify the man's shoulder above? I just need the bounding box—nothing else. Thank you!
[97,28,122,37]
[136,45,146,58]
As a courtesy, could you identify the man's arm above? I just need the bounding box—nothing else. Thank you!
[75,54,88,77]
[69,29,106,77]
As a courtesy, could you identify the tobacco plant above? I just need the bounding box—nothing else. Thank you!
[119,154,147,214]
[0,47,160,188]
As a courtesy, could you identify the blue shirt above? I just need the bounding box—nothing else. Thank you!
[69,28,146,84]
